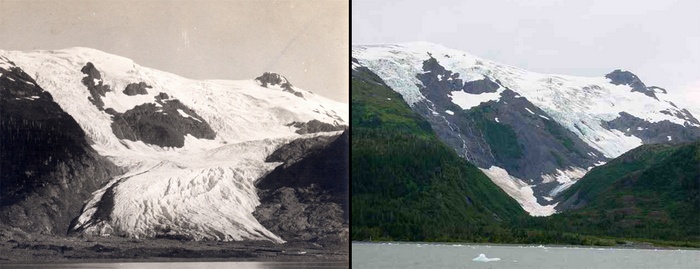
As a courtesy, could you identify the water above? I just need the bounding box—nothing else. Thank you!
[352,242,700,269]
[0,261,348,269]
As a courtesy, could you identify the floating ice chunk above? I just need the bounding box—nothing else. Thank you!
[473,253,500,262]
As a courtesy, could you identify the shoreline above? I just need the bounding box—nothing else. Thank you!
[0,233,348,264]
[351,241,700,251]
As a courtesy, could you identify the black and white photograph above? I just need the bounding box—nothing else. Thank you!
[0,0,349,267]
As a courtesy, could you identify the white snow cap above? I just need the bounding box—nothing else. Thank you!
[353,41,697,158]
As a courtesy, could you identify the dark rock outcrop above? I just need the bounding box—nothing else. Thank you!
[156,92,169,100]
[123,82,151,96]
[605,69,657,99]
[408,56,605,200]
[286,119,346,135]
[254,131,348,244]
[0,58,121,235]
[80,62,112,110]
[255,72,304,98]
[602,112,700,144]
[110,99,216,148]
[463,77,500,94]
[78,63,216,148]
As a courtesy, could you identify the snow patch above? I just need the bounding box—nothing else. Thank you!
[450,86,503,110]
[538,114,550,120]
[495,117,500,123]
[480,166,558,216]
[543,167,588,197]
[525,107,535,115]
[445,110,454,115]
[177,109,202,122]
[667,135,672,141]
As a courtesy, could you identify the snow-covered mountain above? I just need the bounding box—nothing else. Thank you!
[353,42,699,216]
[0,47,347,243]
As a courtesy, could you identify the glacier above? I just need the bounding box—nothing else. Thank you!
[1,47,347,242]
[353,42,698,216]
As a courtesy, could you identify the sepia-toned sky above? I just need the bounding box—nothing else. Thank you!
[0,0,349,103]
[353,0,700,115]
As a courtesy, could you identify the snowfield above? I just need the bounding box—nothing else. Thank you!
[1,47,348,242]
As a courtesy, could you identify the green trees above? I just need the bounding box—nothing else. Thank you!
[351,70,525,242]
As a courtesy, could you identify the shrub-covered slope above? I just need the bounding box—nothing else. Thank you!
[351,62,526,242]
[539,141,700,241]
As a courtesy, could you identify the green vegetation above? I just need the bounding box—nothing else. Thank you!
[537,142,700,242]
[352,70,526,242]
[465,105,522,164]
[351,67,699,248]
[543,119,580,155]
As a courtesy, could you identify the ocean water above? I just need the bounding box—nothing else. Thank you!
[0,261,348,269]
[352,242,700,269]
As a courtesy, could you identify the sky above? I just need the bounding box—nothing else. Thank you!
[0,0,349,103]
[353,0,700,115]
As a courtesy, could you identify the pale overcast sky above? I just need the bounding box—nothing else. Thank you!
[0,0,348,103]
[353,0,700,115]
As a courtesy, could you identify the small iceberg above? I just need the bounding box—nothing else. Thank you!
[472,253,500,262]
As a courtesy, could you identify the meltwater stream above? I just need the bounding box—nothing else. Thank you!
[352,242,700,269]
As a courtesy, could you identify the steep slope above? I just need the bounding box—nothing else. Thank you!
[254,131,349,245]
[0,48,348,243]
[353,42,700,216]
[351,61,526,241]
[540,142,700,241]
[0,56,121,234]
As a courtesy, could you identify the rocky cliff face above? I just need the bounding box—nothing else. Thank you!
[0,56,121,235]
[254,131,349,245]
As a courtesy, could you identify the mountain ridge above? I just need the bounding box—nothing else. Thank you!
[353,41,700,216]
[0,47,348,244]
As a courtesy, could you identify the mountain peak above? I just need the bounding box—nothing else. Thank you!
[255,72,291,87]
[605,69,657,99]
[255,72,304,98]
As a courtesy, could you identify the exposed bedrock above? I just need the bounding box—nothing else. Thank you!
[254,131,349,244]
[0,60,121,235]
[123,82,151,96]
